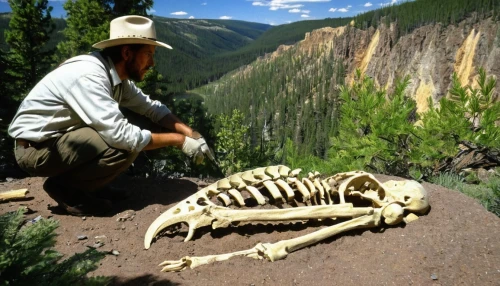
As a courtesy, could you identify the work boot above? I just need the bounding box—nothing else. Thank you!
[43,178,113,216]
[92,185,132,201]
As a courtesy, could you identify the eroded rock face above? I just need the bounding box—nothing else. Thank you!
[268,17,500,113]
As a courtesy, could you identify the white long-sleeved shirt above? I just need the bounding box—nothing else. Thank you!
[8,52,171,152]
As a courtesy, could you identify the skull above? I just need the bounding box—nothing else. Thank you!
[382,180,429,214]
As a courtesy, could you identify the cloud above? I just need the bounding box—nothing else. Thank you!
[189,16,195,19]
[252,0,329,11]
[364,2,373,7]
[220,16,232,19]
[289,8,310,13]
[148,8,156,14]
[380,0,398,6]
[171,11,188,15]
[201,2,207,5]
[301,14,310,18]
[329,5,350,13]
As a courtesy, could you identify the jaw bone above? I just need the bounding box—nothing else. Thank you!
[144,165,429,272]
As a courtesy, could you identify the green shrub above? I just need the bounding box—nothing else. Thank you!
[328,70,417,177]
[0,208,110,286]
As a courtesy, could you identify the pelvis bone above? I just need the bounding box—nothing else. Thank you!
[144,165,429,272]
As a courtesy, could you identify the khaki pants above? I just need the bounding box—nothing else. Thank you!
[15,127,139,191]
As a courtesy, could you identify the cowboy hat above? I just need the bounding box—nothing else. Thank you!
[93,15,172,49]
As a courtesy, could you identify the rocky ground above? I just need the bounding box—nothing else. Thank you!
[1,173,499,286]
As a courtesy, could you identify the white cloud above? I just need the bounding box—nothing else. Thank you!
[148,8,156,14]
[171,11,188,15]
[289,8,310,13]
[201,2,207,5]
[252,0,327,11]
[189,16,195,19]
[220,16,232,19]
[380,0,398,6]
[329,4,350,13]
[301,14,310,18]
[364,2,373,7]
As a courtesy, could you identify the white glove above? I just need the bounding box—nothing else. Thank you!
[191,131,216,163]
[181,136,204,164]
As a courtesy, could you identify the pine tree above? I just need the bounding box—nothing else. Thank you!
[54,0,111,62]
[55,0,153,62]
[0,208,110,285]
[4,0,55,96]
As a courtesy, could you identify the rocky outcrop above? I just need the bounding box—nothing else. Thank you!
[294,17,500,112]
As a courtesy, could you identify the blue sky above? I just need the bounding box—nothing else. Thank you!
[0,0,401,26]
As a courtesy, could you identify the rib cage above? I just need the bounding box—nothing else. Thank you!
[204,165,340,208]
[144,165,376,249]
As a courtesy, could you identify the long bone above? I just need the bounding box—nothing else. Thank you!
[145,165,429,272]
[159,209,383,272]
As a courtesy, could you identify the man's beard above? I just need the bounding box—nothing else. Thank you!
[125,55,146,82]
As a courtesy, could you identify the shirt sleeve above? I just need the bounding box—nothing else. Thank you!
[64,73,151,152]
[119,80,171,123]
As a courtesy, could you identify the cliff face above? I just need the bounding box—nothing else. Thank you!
[294,17,500,113]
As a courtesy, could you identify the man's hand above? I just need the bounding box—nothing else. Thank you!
[191,131,216,163]
[181,136,204,164]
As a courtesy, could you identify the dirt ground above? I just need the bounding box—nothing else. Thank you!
[1,172,499,286]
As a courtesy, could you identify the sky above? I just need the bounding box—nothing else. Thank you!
[0,0,401,26]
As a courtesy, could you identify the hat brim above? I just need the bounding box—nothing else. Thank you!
[92,37,172,49]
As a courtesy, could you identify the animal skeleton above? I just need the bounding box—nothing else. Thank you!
[144,165,429,272]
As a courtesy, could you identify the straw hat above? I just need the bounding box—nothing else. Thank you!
[93,15,172,49]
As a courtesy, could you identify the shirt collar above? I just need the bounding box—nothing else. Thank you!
[105,56,122,87]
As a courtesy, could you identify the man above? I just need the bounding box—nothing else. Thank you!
[8,15,211,216]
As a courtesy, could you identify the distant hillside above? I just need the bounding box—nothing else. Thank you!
[1,13,354,94]
[152,16,352,94]
[151,16,272,93]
